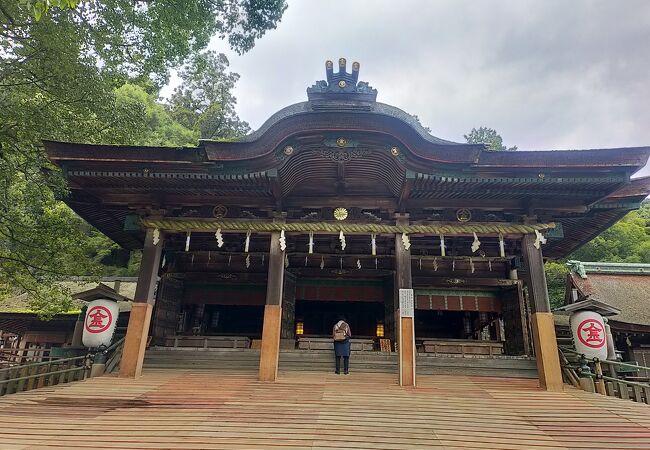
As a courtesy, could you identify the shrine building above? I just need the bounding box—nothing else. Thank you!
[44,59,650,389]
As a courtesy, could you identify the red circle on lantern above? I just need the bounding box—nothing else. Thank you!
[85,305,113,334]
[577,318,605,349]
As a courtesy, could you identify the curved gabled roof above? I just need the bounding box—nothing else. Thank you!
[199,102,484,167]
[41,59,650,255]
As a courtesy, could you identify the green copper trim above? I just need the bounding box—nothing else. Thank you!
[415,289,497,298]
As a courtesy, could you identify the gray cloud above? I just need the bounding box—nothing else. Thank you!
[165,0,650,175]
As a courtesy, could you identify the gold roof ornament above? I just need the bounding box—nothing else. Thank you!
[212,205,228,219]
[456,208,472,222]
[334,207,348,221]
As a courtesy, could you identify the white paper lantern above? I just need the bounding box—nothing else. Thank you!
[570,310,608,360]
[82,299,119,348]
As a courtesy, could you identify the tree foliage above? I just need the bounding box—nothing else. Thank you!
[169,51,250,140]
[0,0,286,315]
[569,204,650,263]
[465,127,517,151]
[115,84,199,147]
[544,261,569,310]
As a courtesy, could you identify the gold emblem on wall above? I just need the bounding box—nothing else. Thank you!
[283,145,294,156]
[390,146,400,157]
[456,208,472,222]
[338,80,347,88]
[336,137,348,147]
[334,207,349,221]
[212,205,228,219]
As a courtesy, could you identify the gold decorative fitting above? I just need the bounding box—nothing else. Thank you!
[538,173,545,179]
[143,168,150,174]
[336,137,347,147]
[326,60,333,69]
[390,146,400,156]
[352,62,360,71]
[212,205,228,219]
[338,80,347,88]
[334,207,349,221]
[456,208,472,222]
[339,58,346,66]
[283,145,294,156]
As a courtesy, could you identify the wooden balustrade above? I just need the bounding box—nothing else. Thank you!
[559,346,650,405]
[0,355,91,396]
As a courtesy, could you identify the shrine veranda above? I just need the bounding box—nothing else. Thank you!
[44,59,650,388]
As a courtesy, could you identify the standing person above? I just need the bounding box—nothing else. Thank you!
[332,316,352,374]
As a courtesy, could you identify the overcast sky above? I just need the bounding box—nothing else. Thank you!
[163,0,650,175]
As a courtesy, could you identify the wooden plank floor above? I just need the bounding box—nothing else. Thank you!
[1,369,649,449]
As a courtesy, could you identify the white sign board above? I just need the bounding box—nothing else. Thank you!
[82,299,119,348]
[399,289,414,317]
[570,310,608,360]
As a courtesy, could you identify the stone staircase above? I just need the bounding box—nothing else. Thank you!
[144,347,538,378]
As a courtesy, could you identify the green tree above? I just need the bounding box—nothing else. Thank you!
[169,51,250,140]
[465,127,518,151]
[0,0,287,315]
[115,84,199,147]
[544,261,569,309]
[569,208,650,263]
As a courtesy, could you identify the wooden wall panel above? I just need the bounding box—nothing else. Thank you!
[183,284,266,305]
[501,284,529,356]
[151,275,183,345]
[281,272,297,340]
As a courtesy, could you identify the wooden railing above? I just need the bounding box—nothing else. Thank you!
[0,348,55,367]
[103,337,125,374]
[559,346,650,405]
[0,354,91,396]
[0,337,126,396]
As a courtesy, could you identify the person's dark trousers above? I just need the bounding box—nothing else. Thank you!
[335,356,350,374]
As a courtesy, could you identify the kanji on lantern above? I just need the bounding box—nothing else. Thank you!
[578,319,605,348]
[85,305,112,334]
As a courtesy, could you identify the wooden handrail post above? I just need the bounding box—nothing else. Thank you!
[594,361,606,395]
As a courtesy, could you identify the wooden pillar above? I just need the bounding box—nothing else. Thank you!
[119,228,163,378]
[259,231,284,382]
[71,306,86,347]
[395,215,415,387]
[522,234,563,392]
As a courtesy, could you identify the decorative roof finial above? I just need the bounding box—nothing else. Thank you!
[307,58,377,102]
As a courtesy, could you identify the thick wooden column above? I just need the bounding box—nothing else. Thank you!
[521,234,563,392]
[395,216,415,387]
[259,231,284,382]
[119,228,163,378]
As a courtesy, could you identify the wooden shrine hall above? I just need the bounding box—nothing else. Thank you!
[44,59,650,390]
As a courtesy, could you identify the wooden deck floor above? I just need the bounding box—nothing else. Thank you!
[1,369,649,449]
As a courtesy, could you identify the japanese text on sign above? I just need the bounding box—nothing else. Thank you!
[399,289,414,317]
